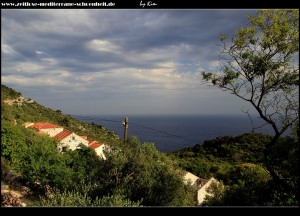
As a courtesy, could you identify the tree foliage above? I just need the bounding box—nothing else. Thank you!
[204,159,298,206]
[204,164,272,206]
[1,84,121,147]
[171,133,273,180]
[64,144,103,188]
[171,132,298,206]
[91,137,196,206]
[1,120,26,165]
[1,84,198,206]
[14,133,72,191]
[202,9,299,137]
[202,9,299,190]
[37,184,142,207]
[202,181,226,206]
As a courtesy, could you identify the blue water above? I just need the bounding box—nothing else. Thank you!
[74,115,277,152]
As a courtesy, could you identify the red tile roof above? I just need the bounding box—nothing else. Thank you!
[31,122,62,129]
[81,136,88,140]
[54,129,73,141]
[27,121,104,150]
[89,142,103,149]
[88,140,96,145]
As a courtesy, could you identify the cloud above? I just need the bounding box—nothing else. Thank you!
[1,9,257,115]
[86,39,121,54]
[2,44,17,56]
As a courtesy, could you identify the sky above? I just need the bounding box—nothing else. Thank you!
[1,9,259,116]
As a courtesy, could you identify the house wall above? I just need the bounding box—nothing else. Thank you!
[94,145,107,160]
[183,172,199,190]
[40,128,64,137]
[197,177,219,205]
[24,122,34,128]
[60,133,89,150]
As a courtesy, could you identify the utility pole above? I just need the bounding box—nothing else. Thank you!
[122,117,128,143]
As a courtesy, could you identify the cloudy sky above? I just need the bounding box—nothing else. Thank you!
[2,9,258,116]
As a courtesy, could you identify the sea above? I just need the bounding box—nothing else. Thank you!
[73,114,283,153]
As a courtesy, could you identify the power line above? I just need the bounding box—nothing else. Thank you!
[130,122,198,143]
[70,114,199,143]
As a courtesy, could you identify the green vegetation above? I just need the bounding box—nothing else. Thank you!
[1,84,119,146]
[202,9,299,186]
[170,132,298,206]
[2,9,298,207]
[202,164,272,206]
[37,184,142,207]
[200,9,298,206]
[2,82,298,206]
[170,133,273,179]
[1,84,195,206]
[91,137,196,206]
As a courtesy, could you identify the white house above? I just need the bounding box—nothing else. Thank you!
[184,171,201,189]
[24,122,34,128]
[25,121,109,159]
[89,140,107,160]
[28,122,64,137]
[197,177,219,205]
[183,171,220,205]
[54,129,89,151]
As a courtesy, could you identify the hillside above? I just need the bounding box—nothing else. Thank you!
[1,84,298,206]
[1,84,122,206]
[1,85,120,146]
[168,133,274,180]
[168,130,298,206]
[1,84,197,207]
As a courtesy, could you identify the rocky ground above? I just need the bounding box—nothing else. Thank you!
[1,180,38,207]
[1,169,38,207]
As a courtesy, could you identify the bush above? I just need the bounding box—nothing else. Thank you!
[92,136,196,206]
[12,133,72,193]
[64,144,103,190]
[1,120,26,164]
[205,164,271,206]
[37,186,142,207]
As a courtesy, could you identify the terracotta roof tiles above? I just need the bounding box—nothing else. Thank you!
[89,142,103,149]
[88,140,96,145]
[81,136,88,140]
[27,121,105,151]
[54,129,73,141]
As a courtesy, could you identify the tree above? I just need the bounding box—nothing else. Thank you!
[204,164,272,206]
[14,133,72,193]
[36,183,142,207]
[64,144,103,189]
[202,181,226,206]
[1,120,26,164]
[202,9,299,184]
[266,135,299,205]
[91,136,196,206]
